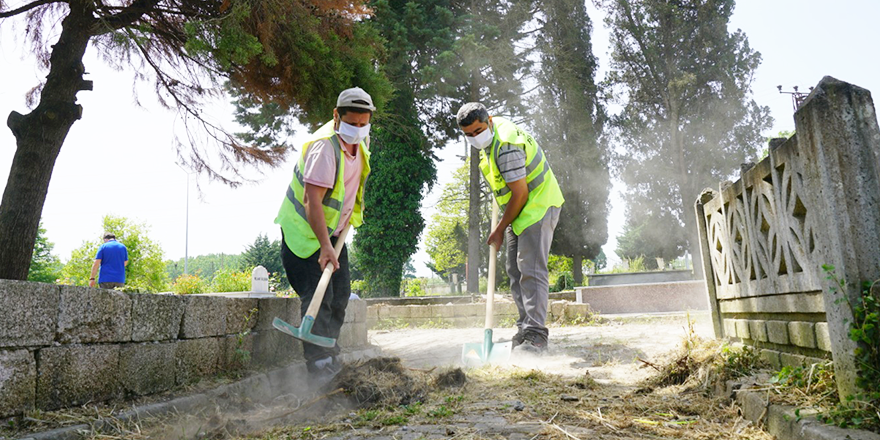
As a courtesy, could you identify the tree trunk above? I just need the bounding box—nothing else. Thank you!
[466,147,481,293]
[572,254,583,286]
[0,3,94,280]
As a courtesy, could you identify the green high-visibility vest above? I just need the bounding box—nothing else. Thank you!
[478,116,564,235]
[275,120,371,258]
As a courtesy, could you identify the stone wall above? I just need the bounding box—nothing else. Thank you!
[367,300,593,329]
[695,77,880,400]
[575,281,708,314]
[585,270,695,287]
[0,280,369,418]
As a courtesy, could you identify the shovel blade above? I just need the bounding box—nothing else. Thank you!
[272,316,336,348]
[461,329,512,367]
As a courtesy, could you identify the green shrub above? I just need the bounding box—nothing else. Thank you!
[172,274,207,294]
[211,268,251,292]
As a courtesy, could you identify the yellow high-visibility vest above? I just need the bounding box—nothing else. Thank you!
[275,120,371,258]
[478,116,564,234]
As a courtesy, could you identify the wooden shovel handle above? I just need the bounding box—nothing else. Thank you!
[485,201,499,329]
[304,224,351,319]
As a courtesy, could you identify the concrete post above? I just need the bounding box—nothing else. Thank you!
[795,76,880,401]
[251,266,269,293]
[695,189,723,338]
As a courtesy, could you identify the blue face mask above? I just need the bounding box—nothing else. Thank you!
[466,124,493,149]
[336,121,371,145]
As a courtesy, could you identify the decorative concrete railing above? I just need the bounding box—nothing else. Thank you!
[695,77,880,400]
[0,279,368,418]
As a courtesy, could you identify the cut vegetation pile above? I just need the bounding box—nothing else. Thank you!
[334,356,433,408]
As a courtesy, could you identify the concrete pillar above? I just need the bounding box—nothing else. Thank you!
[694,189,723,338]
[795,76,880,401]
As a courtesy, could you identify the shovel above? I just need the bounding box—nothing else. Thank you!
[273,224,351,348]
[461,201,512,366]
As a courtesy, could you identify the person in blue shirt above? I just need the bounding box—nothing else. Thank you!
[89,232,128,289]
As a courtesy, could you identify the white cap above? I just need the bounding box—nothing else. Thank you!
[336,87,376,111]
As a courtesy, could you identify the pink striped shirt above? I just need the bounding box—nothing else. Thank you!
[302,139,363,236]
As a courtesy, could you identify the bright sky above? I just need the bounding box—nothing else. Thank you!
[1,1,879,277]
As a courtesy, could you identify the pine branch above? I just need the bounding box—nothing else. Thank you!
[0,0,61,19]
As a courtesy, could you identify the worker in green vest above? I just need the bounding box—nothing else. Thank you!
[276,87,373,380]
[456,102,565,354]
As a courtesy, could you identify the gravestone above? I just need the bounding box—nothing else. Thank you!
[251,266,269,293]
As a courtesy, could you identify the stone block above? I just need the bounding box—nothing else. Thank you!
[453,303,484,318]
[748,320,769,342]
[815,322,832,352]
[175,337,221,385]
[759,349,781,370]
[565,303,593,321]
[225,298,259,334]
[378,305,411,320]
[788,321,817,348]
[221,333,254,372]
[253,330,302,369]
[255,297,288,331]
[780,352,807,368]
[130,293,185,342]
[57,286,132,344]
[180,296,228,338]
[723,319,737,338]
[37,344,121,410]
[435,304,455,318]
[120,342,175,396]
[338,324,354,348]
[734,319,751,340]
[366,305,379,321]
[496,302,518,316]
[767,320,790,345]
[0,280,59,348]
[344,299,367,323]
[549,301,565,320]
[0,349,36,417]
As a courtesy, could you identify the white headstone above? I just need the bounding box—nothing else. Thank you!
[251,266,269,293]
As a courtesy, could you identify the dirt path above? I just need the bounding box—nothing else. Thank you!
[370,312,713,385]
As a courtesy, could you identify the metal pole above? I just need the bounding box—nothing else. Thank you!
[184,172,189,275]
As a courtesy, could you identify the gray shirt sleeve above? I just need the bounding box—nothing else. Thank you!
[496,144,527,183]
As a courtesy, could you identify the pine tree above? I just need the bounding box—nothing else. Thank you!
[600,0,772,275]
[532,0,609,285]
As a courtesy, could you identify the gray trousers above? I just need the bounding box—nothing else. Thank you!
[506,206,560,338]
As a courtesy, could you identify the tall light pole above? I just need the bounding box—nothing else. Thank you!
[175,163,194,275]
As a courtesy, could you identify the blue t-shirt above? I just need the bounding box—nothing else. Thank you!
[96,240,128,283]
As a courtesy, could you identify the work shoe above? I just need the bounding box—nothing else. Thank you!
[511,330,525,348]
[308,356,342,387]
[515,332,548,354]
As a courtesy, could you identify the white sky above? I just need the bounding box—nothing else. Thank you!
[1,0,879,277]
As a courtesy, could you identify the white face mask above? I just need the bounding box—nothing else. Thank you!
[336,121,371,145]
[466,125,494,150]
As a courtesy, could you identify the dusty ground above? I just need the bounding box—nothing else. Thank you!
[370,312,714,385]
[228,312,772,440]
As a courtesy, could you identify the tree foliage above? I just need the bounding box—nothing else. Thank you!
[600,0,773,270]
[165,252,243,281]
[0,0,382,281]
[240,233,286,287]
[27,222,62,283]
[61,215,169,292]
[532,0,609,284]
[425,163,470,280]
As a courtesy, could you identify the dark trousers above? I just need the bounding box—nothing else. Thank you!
[280,231,350,368]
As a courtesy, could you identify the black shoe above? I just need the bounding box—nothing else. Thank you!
[515,332,548,354]
[511,330,525,348]
[308,356,342,387]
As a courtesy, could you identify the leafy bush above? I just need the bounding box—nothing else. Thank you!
[403,278,427,297]
[211,268,251,292]
[550,271,574,292]
[172,274,207,294]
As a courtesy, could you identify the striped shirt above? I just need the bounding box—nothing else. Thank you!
[496,144,527,182]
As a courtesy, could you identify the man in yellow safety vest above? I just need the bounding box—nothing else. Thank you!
[456,102,565,353]
[276,87,374,379]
